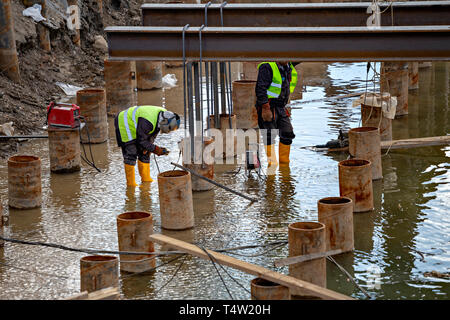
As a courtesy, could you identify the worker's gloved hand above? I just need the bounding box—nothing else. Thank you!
[261,103,273,122]
[153,146,169,156]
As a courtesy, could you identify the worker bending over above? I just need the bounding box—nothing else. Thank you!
[255,61,299,166]
[114,105,180,187]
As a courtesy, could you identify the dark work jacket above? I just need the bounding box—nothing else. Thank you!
[255,62,300,107]
[115,115,160,153]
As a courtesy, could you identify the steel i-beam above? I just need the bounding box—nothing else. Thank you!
[106,26,450,62]
[141,1,450,28]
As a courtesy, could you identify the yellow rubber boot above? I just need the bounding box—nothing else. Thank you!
[138,160,153,183]
[264,144,278,167]
[124,164,138,187]
[279,142,291,165]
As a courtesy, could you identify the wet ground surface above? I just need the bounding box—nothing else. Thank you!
[0,62,448,300]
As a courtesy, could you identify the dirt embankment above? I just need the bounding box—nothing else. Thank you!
[0,0,143,157]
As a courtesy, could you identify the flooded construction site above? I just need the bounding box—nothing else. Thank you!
[0,61,449,300]
[1,0,450,304]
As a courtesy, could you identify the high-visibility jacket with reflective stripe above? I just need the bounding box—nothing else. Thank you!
[257,62,298,99]
[118,105,166,143]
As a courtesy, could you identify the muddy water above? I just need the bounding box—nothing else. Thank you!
[0,62,448,300]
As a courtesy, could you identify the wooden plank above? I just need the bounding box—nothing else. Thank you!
[325,135,450,153]
[149,233,354,300]
[65,291,89,300]
[274,249,343,268]
[87,287,120,300]
[380,135,450,150]
[64,287,119,300]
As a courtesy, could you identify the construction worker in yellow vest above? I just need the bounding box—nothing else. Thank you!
[255,61,299,167]
[114,105,180,187]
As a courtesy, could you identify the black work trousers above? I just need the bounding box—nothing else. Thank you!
[257,101,295,146]
[114,115,150,166]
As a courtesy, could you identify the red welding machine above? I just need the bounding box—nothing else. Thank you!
[46,102,81,128]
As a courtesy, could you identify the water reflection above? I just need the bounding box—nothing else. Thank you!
[0,62,448,300]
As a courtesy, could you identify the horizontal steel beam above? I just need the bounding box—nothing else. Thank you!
[141,1,450,27]
[106,26,450,62]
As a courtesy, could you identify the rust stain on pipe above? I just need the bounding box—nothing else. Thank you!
[361,103,392,141]
[104,59,135,117]
[318,197,354,254]
[250,277,290,300]
[80,255,119,293]
[380,62,409,116]
[47,127,81,173]
[288,221,326,299]
[232,80,258,129]
[116,211,156,273]
[0,0,20,82]
[408,62,419,90]
[348,127,382,180]
[158,170,194,230]
[76,88,108,143]
[8,155,41,209]
[136,61,163,90]
[338,159,374,213]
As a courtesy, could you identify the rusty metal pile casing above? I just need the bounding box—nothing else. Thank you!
[361,103,392,142]
[408,62,419,90]
[380,62,409,116]
[136,61,163,90]
[250,277,290,300]
[348,127,382,180]
[47,127,81,173]
[80,255,119,293]
[232,80,258,129]
[76,88,108,143]
[181,136,215,192]
[116,211,156,273]
[158,170,195,230]
[8,155,41,209]
[0,0,20,82]
[104,59,135,116]
[338,159,374,213]
[208,114,237,158]
[288,221,326,298]
[317,197,354,253]
[33,1,50,52]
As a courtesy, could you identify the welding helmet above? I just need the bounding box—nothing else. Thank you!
[159,111,180,133]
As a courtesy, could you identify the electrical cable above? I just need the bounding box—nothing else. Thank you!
[77,116,101,173]
[121,254,186,279]
[199,245,234,300]
[226,241,287,258]
[153,255,187,296]
[327,256,372,299]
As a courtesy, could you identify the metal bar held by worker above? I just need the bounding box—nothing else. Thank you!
[171,162,258,202]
